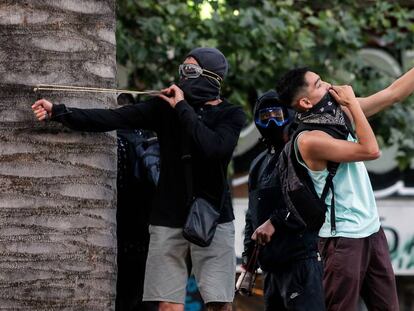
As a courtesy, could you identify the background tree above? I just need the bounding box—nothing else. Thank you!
[117,0,414,168]
[0,1,117,309]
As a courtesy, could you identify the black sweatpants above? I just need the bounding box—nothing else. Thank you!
[263,256,325,311]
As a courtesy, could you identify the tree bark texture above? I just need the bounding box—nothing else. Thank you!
[0,1,117,310]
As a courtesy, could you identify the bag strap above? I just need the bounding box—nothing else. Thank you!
[181,127,194,205]
[320,161,340,235]
[181,127,226,209]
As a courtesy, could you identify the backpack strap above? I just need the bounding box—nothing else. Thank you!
[181,129,194,206]
[181,128,226,210]
[320,161,340,236]
[293,124,345,236]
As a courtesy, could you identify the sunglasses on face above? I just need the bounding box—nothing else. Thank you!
[256,106,289,128]
[178,63,222,84]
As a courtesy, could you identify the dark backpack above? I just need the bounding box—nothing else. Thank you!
[117,129,160,187]
[277,123,348,235]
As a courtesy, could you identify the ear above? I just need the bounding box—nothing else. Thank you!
[297,97,313,111]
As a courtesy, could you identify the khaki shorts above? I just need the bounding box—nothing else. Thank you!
[143,222,236,304]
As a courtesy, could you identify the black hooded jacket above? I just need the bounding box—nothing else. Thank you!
[51,97,246,227]
[243,147,320,271]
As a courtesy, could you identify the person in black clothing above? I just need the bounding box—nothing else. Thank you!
[116,94,159,311]
[241,90,325,311]
[32,47,246,311]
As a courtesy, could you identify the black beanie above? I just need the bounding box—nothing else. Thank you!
[178,47,228,107]
[186,47,228,79]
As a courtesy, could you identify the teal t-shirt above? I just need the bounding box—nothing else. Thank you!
[294,133,380,238]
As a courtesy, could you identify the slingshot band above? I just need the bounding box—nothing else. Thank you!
[33,84,161,95]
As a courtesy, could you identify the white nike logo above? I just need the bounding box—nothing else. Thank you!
[290,292,300,299]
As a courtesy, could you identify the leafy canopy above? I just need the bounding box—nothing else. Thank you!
[117,0,414,167]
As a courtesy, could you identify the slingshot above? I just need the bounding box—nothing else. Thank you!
[33,84,161,96]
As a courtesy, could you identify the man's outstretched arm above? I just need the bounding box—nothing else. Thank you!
[358,66,414,118]
[32,98,161,132]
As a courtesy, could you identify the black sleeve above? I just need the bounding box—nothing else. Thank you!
[269,203,307,232]
[175,100,246,159]
[269,211,288,229]
[51,98,165,132]
[242,207,255,267]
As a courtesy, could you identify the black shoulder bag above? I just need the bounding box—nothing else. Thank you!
[181,131,226,247]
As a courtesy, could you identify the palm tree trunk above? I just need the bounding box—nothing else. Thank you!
[0,1,117,310]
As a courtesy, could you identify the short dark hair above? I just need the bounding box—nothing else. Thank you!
[276,67,309,107]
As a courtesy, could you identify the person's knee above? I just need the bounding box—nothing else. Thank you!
[206,302,232,311]
[158,301,184,311]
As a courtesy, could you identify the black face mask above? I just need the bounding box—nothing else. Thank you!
[178,76,221,107]
[259,125,286,148]
[310,92,339,115]
[297,91,354,138]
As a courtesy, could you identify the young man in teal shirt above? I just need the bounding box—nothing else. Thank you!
[275,65,414,311]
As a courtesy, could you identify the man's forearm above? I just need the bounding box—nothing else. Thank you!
[348,101,379,155]
[51,102,155,132]
[359,66,414,117]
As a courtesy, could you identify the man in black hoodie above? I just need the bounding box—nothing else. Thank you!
[32,48,246,311]
[242,91,325,311]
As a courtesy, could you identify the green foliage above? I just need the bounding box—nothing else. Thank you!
[117,0,414,167]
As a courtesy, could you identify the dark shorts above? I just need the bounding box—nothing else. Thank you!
[319,227,399,311]
[263,255,325,311]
